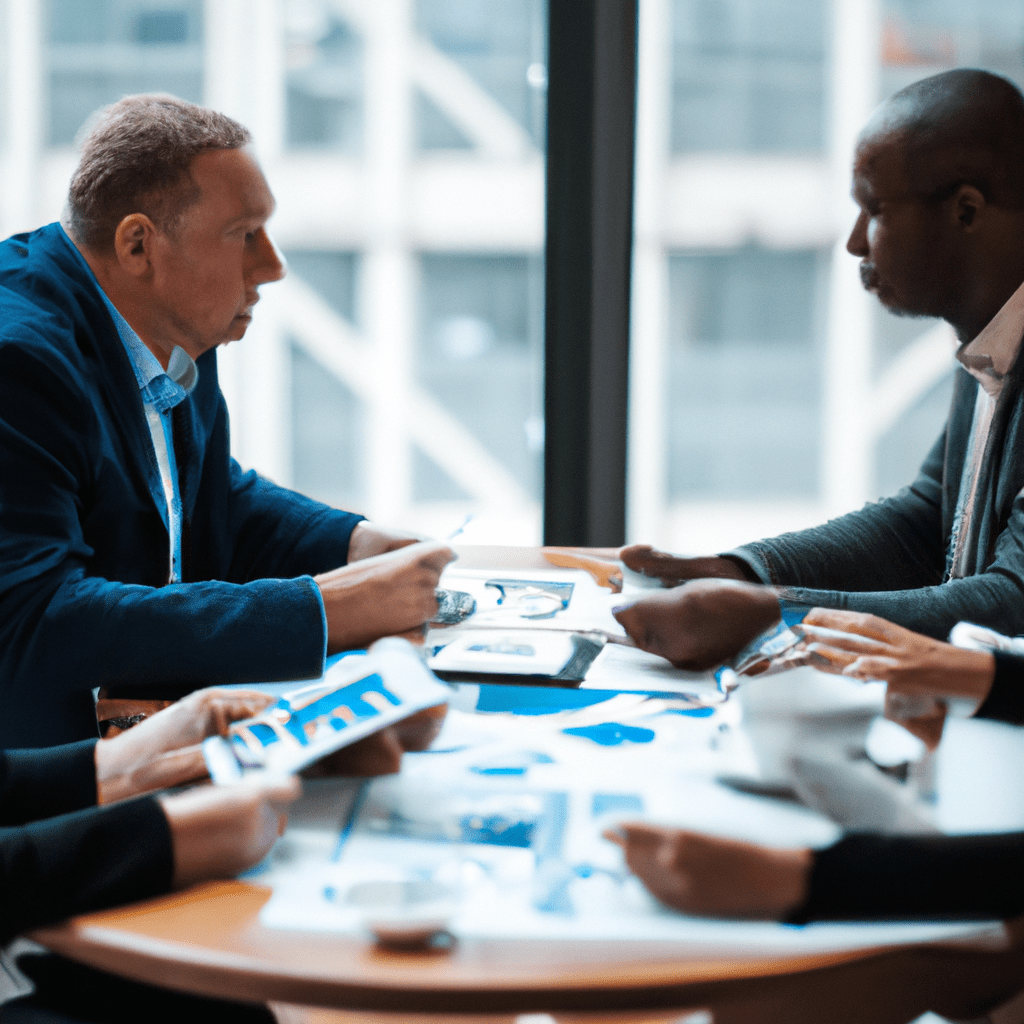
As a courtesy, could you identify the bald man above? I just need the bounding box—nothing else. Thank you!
[615,69,1024,669]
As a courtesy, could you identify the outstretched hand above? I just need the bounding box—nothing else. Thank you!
[160,776,301,889]
[797,609,996,747]
[612,578,781,670]
[605,822,811,919]
[619,544,750,586]
[316,540,457,653]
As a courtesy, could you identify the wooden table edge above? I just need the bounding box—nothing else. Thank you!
[29,881,932,1013]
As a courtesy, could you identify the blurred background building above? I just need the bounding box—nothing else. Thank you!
[1,0,1022,550]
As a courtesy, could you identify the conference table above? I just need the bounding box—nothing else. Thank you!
[30,547,1024,1023]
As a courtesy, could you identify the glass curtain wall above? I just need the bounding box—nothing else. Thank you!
[2,0,546,544]
[629,0,1024,554]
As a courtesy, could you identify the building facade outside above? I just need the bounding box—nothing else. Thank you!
[1,0,1021,551]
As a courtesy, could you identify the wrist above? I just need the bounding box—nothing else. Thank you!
[914,646,996,719]
[96,736,208,804]
[767,846,814,920]
[94,737,133,805]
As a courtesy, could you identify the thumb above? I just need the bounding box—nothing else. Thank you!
[413,541,458,572]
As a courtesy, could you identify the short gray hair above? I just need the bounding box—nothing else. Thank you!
[67,93,252,251]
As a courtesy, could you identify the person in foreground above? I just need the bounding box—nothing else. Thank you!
[616,68,1024,669]
[0,93,455,749]
[608,607,1024,925]
[0,686,439,1023]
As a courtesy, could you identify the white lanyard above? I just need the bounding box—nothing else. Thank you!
[145,405,182,585]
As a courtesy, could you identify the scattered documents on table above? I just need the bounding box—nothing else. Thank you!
[425,566,726,701]
[256,702,1003,953]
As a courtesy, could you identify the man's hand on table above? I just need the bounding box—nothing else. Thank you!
[612,579,782,670]
[796,608,996,749]
[605,822,811,920]
[316,540,457,653]
[619,544,754,585]
[160,776,301,889]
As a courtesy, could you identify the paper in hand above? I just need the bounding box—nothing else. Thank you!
[203,638,451,783]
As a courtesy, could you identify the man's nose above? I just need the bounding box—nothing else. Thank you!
[251,229,287,284]
[846,211,869,257]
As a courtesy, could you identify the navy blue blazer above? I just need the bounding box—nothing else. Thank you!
[0,224,364,746]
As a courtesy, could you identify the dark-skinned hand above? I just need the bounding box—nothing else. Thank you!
[605,822,811,920]
[795,608,996,749]
[612,578,781,670]
[619,544,750,585]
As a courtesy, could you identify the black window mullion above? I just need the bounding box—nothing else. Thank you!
[543,0,638,547]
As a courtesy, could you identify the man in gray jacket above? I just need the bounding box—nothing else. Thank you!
[616,68,1024,668]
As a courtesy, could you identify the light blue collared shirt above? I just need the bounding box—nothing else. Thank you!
[59,225,197,584]
[57,226,329,659]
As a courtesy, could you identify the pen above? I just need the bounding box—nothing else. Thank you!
[447,514,474,541]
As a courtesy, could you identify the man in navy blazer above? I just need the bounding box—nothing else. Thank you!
[0,94,454,747]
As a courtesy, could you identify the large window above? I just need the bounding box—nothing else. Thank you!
[7,0,546,544]
[667,247,826,501]
[672,0,827,154]
[11,0,1024,551]
[629,0,1024,552]
[46,0,204,145]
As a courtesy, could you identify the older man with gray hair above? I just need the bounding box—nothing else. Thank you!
[0,94,453,747]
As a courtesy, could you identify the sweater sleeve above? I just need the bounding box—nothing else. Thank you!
[974,651,1024,726]
[724,425,1024,639]
[788,831,1024,923]
[0,742,97,825]
[0,795,173,943]
[725,429,947,596]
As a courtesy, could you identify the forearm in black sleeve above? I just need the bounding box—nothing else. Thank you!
[0,742,97,825]
[788,831,1024,923]
[974,652,1024,726]
[0,795,173,943]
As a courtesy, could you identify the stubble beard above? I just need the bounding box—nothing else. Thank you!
[858,261,929,320]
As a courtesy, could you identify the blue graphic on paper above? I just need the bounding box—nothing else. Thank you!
[562,722,655,746]
[230,673,402,761]
[591,793,644,817]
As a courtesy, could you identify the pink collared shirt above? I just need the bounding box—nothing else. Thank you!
[948,279,1024,578]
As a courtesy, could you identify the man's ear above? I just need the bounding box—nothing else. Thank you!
[951,184,986,231]
[112,213,158,277]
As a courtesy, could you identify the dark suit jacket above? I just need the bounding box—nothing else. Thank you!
[0,741,171,943]
[0,224,364,747]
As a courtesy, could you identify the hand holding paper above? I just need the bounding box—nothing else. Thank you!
[160,775,302,889]
[95,688,277,803]
[203,639,451,783]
